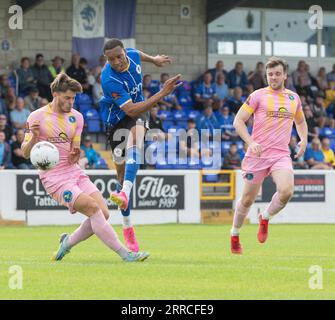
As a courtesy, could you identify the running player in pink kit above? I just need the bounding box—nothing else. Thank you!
[21,73,149,262]
[230,57,308,254]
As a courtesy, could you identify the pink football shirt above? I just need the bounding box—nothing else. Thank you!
[242,86,304,159]
[24,104,84,179]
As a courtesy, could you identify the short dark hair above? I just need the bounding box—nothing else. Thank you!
[50,73,82,94]
[103,38,124,52]
[36,53,43,59]
[266,57,288,73]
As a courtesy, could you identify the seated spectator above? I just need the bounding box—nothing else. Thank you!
[218,106,238,141]
[292,60,312,97]
[304,138,332,169]
[316,67,329,91]
[10,97,30,131]
[143,74,159,95]
[225,86,244,115]
[303,105,319,142]
[195,71,217,110]
[321,137,335,168]
[16,57,36,95]
[285,65,296,92]
[31,53,53,101]
[78,149,89,170]
[81,135,99,169]
[48,56,65,79]
[311,91,335,128]
[11,129,33,169]
[0,114,14,143]
[205,60,229,85]
[0,97,7,117]
[66,54,89,91]
[222,143,241,169]
[92,72,103,107]
[289,136,308,169]
[179,118,200,160]
[327,63,335,84]
[248,62,266,90]
[196,105,220,138]
[0,74,13,100]
[158,73,181,110]
[228,62,248,90]
[24,87,42,112]
[238,142,248,161]
[245,83,254,97]
[214,72,229,106]
[0,132,12,169]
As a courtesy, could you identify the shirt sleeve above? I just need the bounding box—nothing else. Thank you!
[294,95,304,123]
[105,78,132,108]
[195,84,203,97]
[73,113,84,145]
[23,112,37,143]
[241,91,259,114]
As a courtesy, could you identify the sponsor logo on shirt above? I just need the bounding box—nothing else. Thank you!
[267,106,294,119]
[47,132,69,143]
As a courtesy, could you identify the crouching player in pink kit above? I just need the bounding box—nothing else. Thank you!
[230,57,308,254]
[21,73,149,262]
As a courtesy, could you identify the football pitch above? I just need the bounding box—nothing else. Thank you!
[0,223,335,300]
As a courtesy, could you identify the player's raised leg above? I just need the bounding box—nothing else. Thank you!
[258,169,294,243]
[231,181,262,254]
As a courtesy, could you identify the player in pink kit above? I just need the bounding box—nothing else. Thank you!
[230,57,308,254]
[21,73,149,262]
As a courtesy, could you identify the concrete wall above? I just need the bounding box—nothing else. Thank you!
[0,0,207,80]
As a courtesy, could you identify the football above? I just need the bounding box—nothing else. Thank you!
[30,141,60,170]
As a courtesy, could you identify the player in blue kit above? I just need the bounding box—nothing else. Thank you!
[100,38,181,252]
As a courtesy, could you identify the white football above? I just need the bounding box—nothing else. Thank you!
[30,141,60,170]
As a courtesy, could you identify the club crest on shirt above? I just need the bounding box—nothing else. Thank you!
[69,116,76,123]
[246,173,254,181]
[63,190,73,203]
[289,95,295,100]
[136,64,141,74]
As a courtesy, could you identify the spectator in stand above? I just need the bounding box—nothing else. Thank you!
[0,97,7,117]
[327,63,335,84]
[48,56,65,79]
[218,106,238,141]
[305,138,332,169]
[214,72,229,107]
[0,114,14,143]
[0,132,12,169]
[31,53,53,101]
[206,60,229,85]
[66,54,89,92]
[196,105,220,139]
[79,57,95,94]
[292,60,312,96]
[92,72,103,107]
[285,65,296,92]
[195,71,217,110]
[0,74,13,100]
[11,129,33,169]
[81,135,99,169]
[316,67,329,91]
[303,105,319,142]
[16,57,36,95]
[179,118,200,160]
[10,97,30,131]
[93,55,107,77]
[225,86,244,115]
[311,91,335,128]
[24,87,42,112]
[39,98,49,108]
[238,142,248,161]
[289,136,308,169]
[321,137,335,168]
[248,62,266,90]
[222,143,241,169]
[228,61,248,90]
[157,73,181,110]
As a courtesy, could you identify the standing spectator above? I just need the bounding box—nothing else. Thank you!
[66,54,88,89]
[225,86,244,115]
[92,72,103,107]
[321,137,335,168]
[218,106,238,141]
[11,129,33,169]
[0,131,12,169]
[31,53,53,101]
[195,71,217,110]
[222,143,241,169]
[214,72,229,106]
[10,97,30,131]
[48,56,65,79]
[327,63,335,84]
[303,105,319,142]
[316,67,329,91]
[24,87,42,112]
[0,114,14,143]
[79,57,95,94]
[228,62,248,90]
[311,91,335,128]
[248,62,266,90]
[304,138,331,169]
[291,60,312,96]
[206,60,229,84]
[16,57,36,95]
[289,136,307,169]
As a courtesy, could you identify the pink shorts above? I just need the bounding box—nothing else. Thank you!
[241,155,293,184]
[41,171,99,213]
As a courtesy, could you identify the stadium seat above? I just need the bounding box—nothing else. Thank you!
[94,157,109,169]
[158,110,173,121]
[203,174,219,182]
[320,127,335,138]
[85,109,101,134]
[221,141,232,154]
[173,110,188,122]
[188,110,200,120]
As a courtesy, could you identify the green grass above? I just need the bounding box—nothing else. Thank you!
[0,224,335,299]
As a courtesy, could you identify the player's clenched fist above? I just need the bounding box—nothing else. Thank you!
[249,141,262,157]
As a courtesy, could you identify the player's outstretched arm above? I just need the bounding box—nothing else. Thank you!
[21,120,40,159]
[234,108,262,157]
[138,51,171,67]
[122,74,182,118]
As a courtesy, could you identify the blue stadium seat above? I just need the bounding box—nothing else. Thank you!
[158,110,173,121]
[95,157,109,169]
[320,127,335,138]
[85,109,101,133]
[173,110,188,122]
[162,120,175,132]
[188,110,200,120]
[221,141,232,154]
[203,174,219,182]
